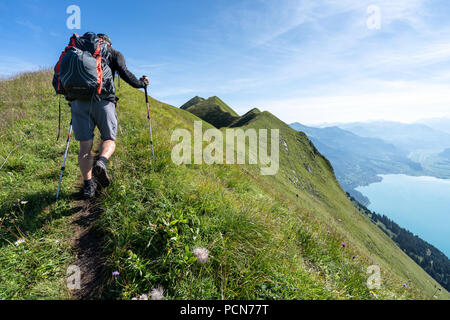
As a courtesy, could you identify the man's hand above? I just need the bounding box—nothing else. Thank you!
[140,75,149,87]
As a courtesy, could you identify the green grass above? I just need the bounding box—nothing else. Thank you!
[184,96,240,128]
[0,71,448,300]
[0,215,74,299]
[0,71,80,299]
[180,96,205,110]
[239,111,449,299]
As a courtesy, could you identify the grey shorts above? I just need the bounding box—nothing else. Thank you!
[71,99,118,141]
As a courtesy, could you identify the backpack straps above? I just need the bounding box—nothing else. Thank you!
[93,38,104,94]
[56,95,61,141]
[55,34,79,140]
[56,34,79,92]
[55,33,106,97]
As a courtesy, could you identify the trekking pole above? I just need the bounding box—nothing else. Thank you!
[56,120,73,200]
[144,82,155,160]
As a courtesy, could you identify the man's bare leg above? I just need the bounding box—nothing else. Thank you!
[99,139,116,160]
[79,140,94,181]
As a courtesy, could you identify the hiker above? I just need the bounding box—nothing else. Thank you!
[54,32,149,199]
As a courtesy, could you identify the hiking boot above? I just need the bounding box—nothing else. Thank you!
[93,159,111,188]
[83,179,97,200]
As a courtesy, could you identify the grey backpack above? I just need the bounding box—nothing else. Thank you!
[53,32,114,101]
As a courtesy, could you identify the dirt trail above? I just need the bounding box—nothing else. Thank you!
[70,199,105,299]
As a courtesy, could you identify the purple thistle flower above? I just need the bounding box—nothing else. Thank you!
[150,286,165,300]
[112,271,120,276]
[341,242,347,248]
[193,247,209,264]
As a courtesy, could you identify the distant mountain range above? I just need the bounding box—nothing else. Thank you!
[337,121,450,180]
[440,148,450,160]
[338,121,450,153]
[290,123,423,205]
[417,118,450,134]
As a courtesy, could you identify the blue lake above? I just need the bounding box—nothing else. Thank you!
[356,174,450,257]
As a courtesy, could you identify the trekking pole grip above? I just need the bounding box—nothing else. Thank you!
[143,75,149,103]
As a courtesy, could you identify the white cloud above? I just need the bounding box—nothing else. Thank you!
[219,0,428,47]
[373,40,450,69]
[188,0,450,126]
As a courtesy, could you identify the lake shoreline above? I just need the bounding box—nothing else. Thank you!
[356,174,450,257]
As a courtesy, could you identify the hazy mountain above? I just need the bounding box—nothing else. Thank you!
[290,123,422,205]
[338,121,450,153]
[440,148,450,160]
[418,118,450,134]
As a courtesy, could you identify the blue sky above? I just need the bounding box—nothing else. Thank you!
[1,0,450,124]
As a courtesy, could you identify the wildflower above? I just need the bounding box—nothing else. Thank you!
[112,271,120,276]
[341,242,347,248]
[370,291,378,298]
[138,294,148,300]
[14,239,25,246]
[326,230,331,234]
[402,283,408,288]
[193,247,209,264]
[150,286,165,300]
[132,168,136,171]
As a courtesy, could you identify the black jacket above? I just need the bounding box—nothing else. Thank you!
[99,46,145,102]
[107,47,145,90]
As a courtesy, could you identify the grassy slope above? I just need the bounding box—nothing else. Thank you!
[229,108,261,128]
[0,71,78,299]
[180,96,205,110]
[184,96,239,128]
[240,112,448,299]
[0,71,448,299]
[100,88,338,299]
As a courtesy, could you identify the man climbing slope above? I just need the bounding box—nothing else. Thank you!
[54,32,149,199]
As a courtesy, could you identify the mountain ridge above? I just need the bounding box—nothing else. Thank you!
[181,96,239,128]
